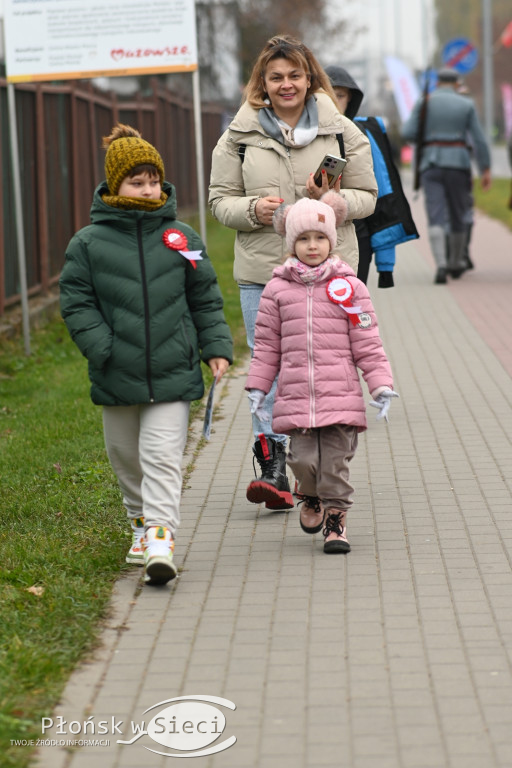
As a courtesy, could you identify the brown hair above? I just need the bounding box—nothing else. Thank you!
[243,35,338,109]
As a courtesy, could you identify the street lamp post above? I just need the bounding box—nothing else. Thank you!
[482,0,494,145]
[421,0,430,69]
[394,0,401,58]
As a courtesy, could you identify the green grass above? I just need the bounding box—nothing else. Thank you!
[185,211,247,358]
[0,213,245,768]
[473,177,512,231]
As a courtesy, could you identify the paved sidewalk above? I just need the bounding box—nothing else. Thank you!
[35,198,512,768]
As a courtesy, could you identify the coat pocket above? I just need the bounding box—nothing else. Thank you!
[180,318,196,369]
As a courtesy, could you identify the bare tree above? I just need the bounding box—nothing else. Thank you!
[237,0,349,82]
[196,1,242,102]
[194,0,357,104]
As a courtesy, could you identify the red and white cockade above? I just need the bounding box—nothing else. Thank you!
[326,277,362,326]
[162,229,203,269]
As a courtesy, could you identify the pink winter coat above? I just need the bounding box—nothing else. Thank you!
[245,257,393,434]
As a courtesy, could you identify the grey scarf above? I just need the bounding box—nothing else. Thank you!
[258,96,319,147]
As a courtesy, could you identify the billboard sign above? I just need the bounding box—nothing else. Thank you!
[4,0,198,82]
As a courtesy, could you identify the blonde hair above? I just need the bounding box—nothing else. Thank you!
[244,35,338,110]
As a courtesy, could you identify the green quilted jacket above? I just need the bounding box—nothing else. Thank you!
[60,181,233,406]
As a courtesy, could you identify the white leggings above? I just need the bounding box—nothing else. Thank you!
[102,401,190,535]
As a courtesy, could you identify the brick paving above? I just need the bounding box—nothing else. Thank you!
[35,191,512,768]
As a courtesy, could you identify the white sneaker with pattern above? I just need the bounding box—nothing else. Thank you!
[143,526,177,585]
[126,517,145,565]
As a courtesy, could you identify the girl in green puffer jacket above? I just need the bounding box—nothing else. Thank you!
[60,124,233,586]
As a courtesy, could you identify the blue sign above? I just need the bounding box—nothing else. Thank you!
[419,69,438,93]
[442,38,479,74]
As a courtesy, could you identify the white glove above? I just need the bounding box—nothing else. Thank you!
[369,389,400,422]
[247,389,270,421]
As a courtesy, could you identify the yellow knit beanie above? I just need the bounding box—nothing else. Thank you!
[103,124,165,195]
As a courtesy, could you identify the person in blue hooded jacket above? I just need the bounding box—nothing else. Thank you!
[325,65,419,288]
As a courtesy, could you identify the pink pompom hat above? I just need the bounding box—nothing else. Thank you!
[273,190,349,254]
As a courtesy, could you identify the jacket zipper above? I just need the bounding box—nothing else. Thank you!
[306,285,315,425]
[180,318,194,368]
[136,221,155,402]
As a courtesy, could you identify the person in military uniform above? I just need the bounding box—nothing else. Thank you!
[401,67,491,284]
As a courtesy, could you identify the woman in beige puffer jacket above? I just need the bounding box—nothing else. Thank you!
[208,35,377,512]
[209,77,377,283]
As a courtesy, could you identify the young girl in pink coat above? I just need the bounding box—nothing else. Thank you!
[245,192,399,553]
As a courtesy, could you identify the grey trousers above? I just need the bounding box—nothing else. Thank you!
[102,401,190,534]
[421,166,472,233]
[287,424,359,511]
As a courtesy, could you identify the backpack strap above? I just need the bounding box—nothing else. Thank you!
[239,136,344,161]
[336,133,345,159]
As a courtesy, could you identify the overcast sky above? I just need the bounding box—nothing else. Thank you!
[331,0,436,72]
[0,0,436,75]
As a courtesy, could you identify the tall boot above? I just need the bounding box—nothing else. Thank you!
[463,223,474,269]
[428,225,448,284]
[246,434,294,509]
[447,231,468,278]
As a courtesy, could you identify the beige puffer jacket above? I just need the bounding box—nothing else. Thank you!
[208,92,377,284]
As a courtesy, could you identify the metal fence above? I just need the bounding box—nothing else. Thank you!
[0,77,226,316]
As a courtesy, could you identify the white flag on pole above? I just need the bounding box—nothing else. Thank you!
[385,56,420,124]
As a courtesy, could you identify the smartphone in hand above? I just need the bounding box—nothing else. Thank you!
[314,154,347,187]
